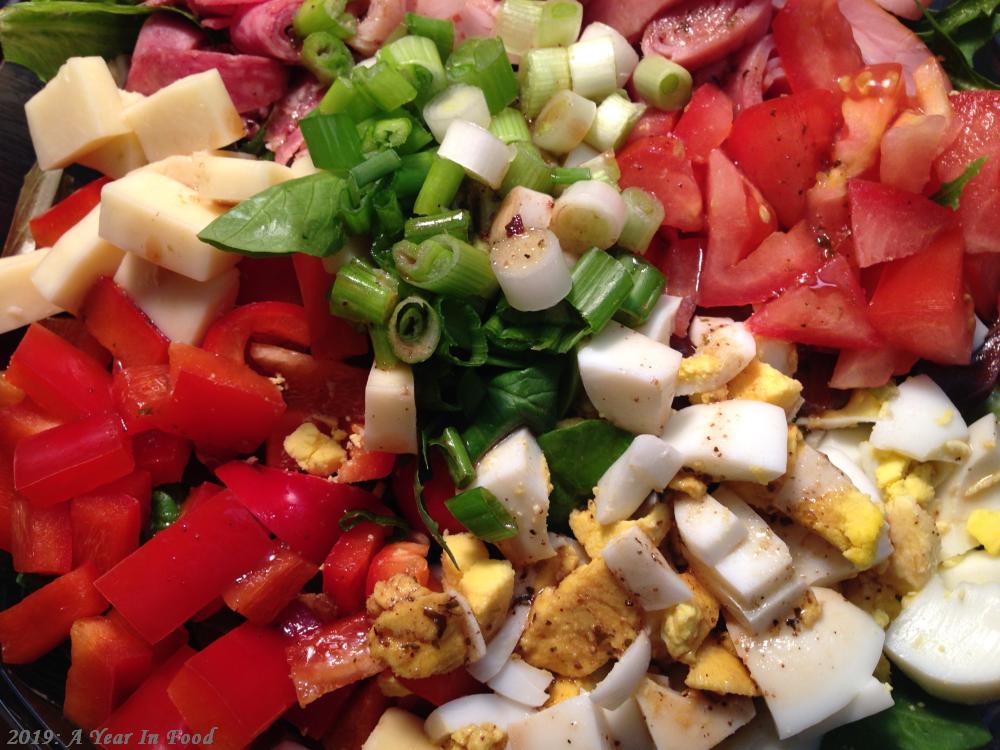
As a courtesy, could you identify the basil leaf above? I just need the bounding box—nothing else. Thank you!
[339,509,409,533]
[483,299,588,355]
[198,173,347,257]
[932,156,988,209]
[914,0,1000,90]
[537,419,633,530]
[436,297,488,367]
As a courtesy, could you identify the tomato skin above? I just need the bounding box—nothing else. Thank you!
[323,522,389,615]
[623,110,679,147]
[772,0,863,93]
[673,84,735,164]
[0,562,108,664]
[28,177,110,248]
[965,253,1000,322]
[112,364,171,434]
[828,347,917,390]
[284,683,357,740]
[222,544,318,624]
[292,254,369,361]
[11,496,72,574]
[202,301,311,364]
[167,623,297,750]
[132,430,191,487]
[880,113,949,194]
[398,668,485,706]
[81,278,170,367]
[659,237,703,337]
[617,135,704,232]
[365,541,431,597]
[935,91,1000,183]
[322,678,388,750]
[71,493,142,575]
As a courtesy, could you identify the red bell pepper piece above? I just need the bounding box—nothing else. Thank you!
[5,324,114,421]
[336,441,395,484]
[167,623,297,750]
[285,612,382,707]
[13,413,134,506]
[64,615,156,730]
[90,469,153,527]
[248,343,368,419]
[277,594,340,641]
[322,679,388,750]
[216,461,376,564]
[202,301,311,363]
[40,317,112,368]
[236,256,303,305]
[398,667,485,706]
[265,409,310,472]
[285,684,356,740]
[0,377,23,407]
[159,343,286,453]
[0,562,108,663]
[71,493,142,575]
[81,278,170,367]
[96,645,196,750]
[0,398,62,452]
[365,542,431,597]
[132,430,191,486]
[105,608,188,663]
[323,522,389,615]
[94,491,272,643]
[28,177,110,248]
[0,453,15,552]
[180,482,224,515]
[292,254,368,360]
[222,543,318,624]
[111,364,171,434]
[11,496,72,574]
[392,454,465,535]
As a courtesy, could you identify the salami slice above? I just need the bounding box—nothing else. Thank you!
[230,0,303,63]
[583,0,684,43]
[265,76,324,164]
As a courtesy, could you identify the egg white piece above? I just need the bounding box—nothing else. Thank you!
[754,336,798,377]
[661,400,788,482]
[675,317,757,396]
[486,658,553,708]
[602,527,691,611]
[672,493,746,566]
[938,551,1000,588]
[870,375,968,461]
[446,587,487,663]
[635,294,683,345]
[799,676,894,739]
[728,587,886,739]
[714,711,819,750]
[594,435,682,524]
[813,426,872,468]
[364,364,418,454]
[600,697,655,750]
[425,695,534,743]
[774,523,858,588]
[589,630,652,710]
[636,676,755,750]
[468,604,531,682]
[507,695,613,750]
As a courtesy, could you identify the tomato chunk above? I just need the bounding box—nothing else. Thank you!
[202,301,311,364]
[673,84,734,165]
[322,679,387,750]
[323,522,389,615]
[617,135,703,232]
[292,255,369,361]
[71,493,142,575]
[772,0,863,93]
[365,541,431,597]
[285,612,383,706]
[11,496,72,574]
[966,253,1000,322]
[392,454,464,536]
[28,177,110,248]
[222,544,318,624]
[81,278,170,367]
[284,684,356,740]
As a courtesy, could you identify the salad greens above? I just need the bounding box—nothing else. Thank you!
[339,508,410,533]
[914,0,1000,90]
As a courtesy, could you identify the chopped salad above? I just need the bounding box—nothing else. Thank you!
[0,0,998,748]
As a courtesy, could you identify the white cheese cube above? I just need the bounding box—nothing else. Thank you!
[870,374,968,461]
[78,132,148,179]
[99,170,237,281]
[578,322,682,436]
[30,207,125,313]
[473,428,555,566]
[189,152,295,203]
[362,709,437,750]
[661,400,788,482]
[364,364,418,454]
[635,295,682,344]
[507,695,612,750]
[0,250,63,334]
[594,435,682,524]
[124,69,244,161]
[113,253,237,345]
[602,526,691,611]
[25,57,129,170]
[672,493,746,566]
[636,676,755,750]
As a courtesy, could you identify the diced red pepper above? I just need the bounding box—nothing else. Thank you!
[28,177,110,248]
[40,317,112,368]
[81,278,170,367]
[322,679,388,750]
[94,491,272,643]
[277,594,340,642]
[6,324,114,421]
[90,470,152,527]
[64,616,156,730]
[222,543,318,624]
[216,461,376,564]
[398,667,485,706]
[202,301,311,364]
[249,343,368,420]
[237,256,303,305]
[284,684,356,740]
[105,608,188,663]
[11,496,72,574]
[323,522,389,615]
[0,376,23,407]
[335,441,395,484]
[392,455,464,535]
[13,413,134,506]
[0,563,108,663]
[167,623,297,750]
[365,542,431,597]
[132,430,191,486]
[265,409,310,472]
[285,612,382,706]
[292,254,368,360]
[71,493,142,575]
[0,398,62,452]
[180,482,224,516]
[112,364,172,434]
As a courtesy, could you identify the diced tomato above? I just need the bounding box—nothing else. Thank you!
[95,646,195,750]
[13,413,134,506]
[6,324,114,421]
[725,89,842,227]
[28,177,110,249]
[112,364,171,434]
[617,135,704,232]
[131,430,191,486]
[834,64,905,178]
[966,253,1000,321]
[11,496,72,574]
[0,398,61,451]
[159,343,286,453]
[673,84,734,164]
[0,563,107,663]
[71,493,142,575]
[292,255,369,361]
[94,491,272,643]
[80,278,170,367]
[249,343,369,419]
[217,461,376,564]
[365,542,431,597]
[64,616,155,730]
[0,452,13,552]
[236,256,303,306]
[323,522,389,615]
[868,228,972,365]
[772,0,863,93]
[392,454,464,536]
[748,255,883,349]
[202,301,311,366]
[949,155,1000,256]
[848,179,953,268]
[646,235,703,337]
[335,441,395,484]
[285,612,382,706]
[167,623,297,750]
[222,544,318,624]
[935,91,1000,183]
[398,668,485,706]
[880,112,950,194]
[322,679,388,750]
[284,684,356,740]
[623,110,679,147]
[828,347,917,390]
[278,594,340,642]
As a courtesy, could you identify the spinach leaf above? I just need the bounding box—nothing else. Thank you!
[462,360,564,460]
[483,299,588,355]
[0,1,164,81]
[436,298,488,367]
[339,508,409,533]
[537,420,633,530]
[821,673,991,750]
[198,173,347,257]
[914,0,1000,90]
[932,156,988,209]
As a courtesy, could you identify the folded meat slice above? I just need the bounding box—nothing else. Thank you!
[230,0,303,63]
[583,0,685,43]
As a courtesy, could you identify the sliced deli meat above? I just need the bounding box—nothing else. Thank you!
[230,0,303,63]
[583,0,684,44]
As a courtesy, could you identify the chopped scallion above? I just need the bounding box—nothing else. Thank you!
[379,34,447,99]
[404,209,472,243]
[329,258,400,324]
[585,93,646,152]
[293,0,356,39]
[370,326,399,368]
[633,54,693,111]
[444,487,518,542]
[393,235,498,297]
[551,166,592,185]
[349,149,402,187]
[533,88,597,154]
[537,0,583,47]
[496,0,544,61]
[500,141,554,195]
[489,107,532,143]
[414,156,466,215]
[429,427,476,488]
[300,31,353,85]
[299,112,363,171]
[519,46,571,118]
[353,62,418,111]
[617,187,665,254]
[446,36,519,114]
[340,508,409,532]
[319,76,378,121]
[388,296,442,364]
[391,150,436,198]
[405,12,455,61]
[567,247,633,332]
[423,84,491,142]
[613,252,667,327]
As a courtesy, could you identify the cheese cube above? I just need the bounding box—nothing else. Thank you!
[113,253,238,345]
[99,170,237,281]
[189,152,295,203]
[124,69,244,161]
[364,365,418,454]
[77,91,149,178]
[30,207,125,312]
[0,250,63,334]
[25,57,130,170]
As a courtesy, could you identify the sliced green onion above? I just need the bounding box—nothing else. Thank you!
[349,149,402,187]
[519,47,571,118]
[491,228,573,312]
[618,187,665,254]
[423,84,491,142]
[577,150,621,187]
[361,116,412,153]
[391,150,436,198]
[446,37,519,114]
[585,93,646,152]
[633,54,693,111]
[429,427,476,488]
[341,184,373,235]
[569,35,618,100]
[533,89,597,154]
[388,296,442,363]
[329,258,400,324]
[551,179,627,253]
[438,121,514,190]
[567,247,633,332]
[496,0,544,62]
[373,188,406,238]
[413,156,466,215]
[340,508,410,533]
[379,34,447,98]
[405,12,455,61]
[353,62,418,111]
[579,22,639,87]
[393,235,498,297]
[489,108,532,144]
[500,141,555,195]
[300,31,353,85]
[537,0,583,47]
[319,76,378,121]
[405,209,471,243]
[488,185,555,243]
[551,166,591,185]
[370,326,399,368]
[444,487,518,542]
[613,252,666,327]
[293,0,356,39]
[299,113,363,170]
[400,119,435,155]
[563,143,600,168]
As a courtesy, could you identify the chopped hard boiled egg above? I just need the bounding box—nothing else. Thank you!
[869,375,968,462]
[724,358,803,417]
[601,525,692,611]
[507,695,611,750]
[675,316,756,397]
[593,434,682,524]
[569,501,671,559]
[458,559,516,639]
[635,676,755,750]
[683,634,760,697]
[966,509,1000,554]
[635,294,683,344]
[282,422,346,476]
[364,364,418,454]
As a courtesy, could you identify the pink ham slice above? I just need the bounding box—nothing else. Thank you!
[349,0,406,55]
[583,0,685,44]
[411,0,500,42]
[230,0,303,62]
[131,12,207,55]
[641,0,772,71]
[723,34,776,113]
[266,76,325,164]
